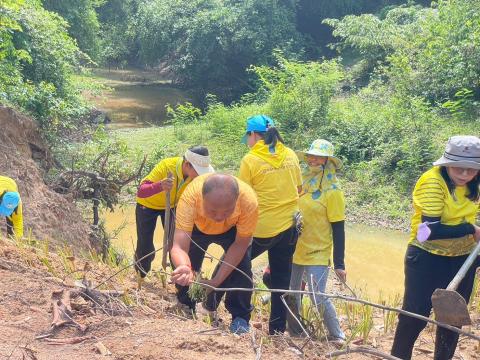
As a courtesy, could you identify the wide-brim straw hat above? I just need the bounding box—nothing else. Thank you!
[296,139,343,169]
[433,135,480,170]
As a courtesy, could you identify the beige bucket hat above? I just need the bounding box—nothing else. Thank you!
[297,139,343,169]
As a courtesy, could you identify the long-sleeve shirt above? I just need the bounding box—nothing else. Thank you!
[0,176,23,238]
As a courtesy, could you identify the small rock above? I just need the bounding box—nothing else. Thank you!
[251,321,262,330]
[94,342,111,356]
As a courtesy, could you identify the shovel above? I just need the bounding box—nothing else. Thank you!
[431,241,480,327]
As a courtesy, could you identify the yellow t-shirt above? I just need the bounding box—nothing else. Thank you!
[175,174,258,237]
[293,170,345,265]
[409,167,478,256]
[136,157,191,210]
[238,140,302,238]
[0,175,23,238]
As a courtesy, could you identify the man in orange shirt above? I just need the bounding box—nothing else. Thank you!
[171,173,258,334]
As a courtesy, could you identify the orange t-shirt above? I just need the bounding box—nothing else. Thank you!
[175,174,258,237]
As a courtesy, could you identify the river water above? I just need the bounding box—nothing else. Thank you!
[92,68,194,128]
[94,68,408,299]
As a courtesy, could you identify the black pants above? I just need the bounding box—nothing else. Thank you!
[391,245,480,359]
[251,226,298,335]
[6,218,13,236]
[177,226,253,322]
[134,204,175,277]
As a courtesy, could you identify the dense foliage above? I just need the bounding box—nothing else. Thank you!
[135,0,304,102]
[42,0,101,61]
[158,0,479,226]
[327,1,480,113]
[0,0,91,140]
[1,0,479,227]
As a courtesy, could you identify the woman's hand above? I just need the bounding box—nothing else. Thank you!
[171,264,193,286]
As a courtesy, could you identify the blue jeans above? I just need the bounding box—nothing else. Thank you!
[290,264,345,340]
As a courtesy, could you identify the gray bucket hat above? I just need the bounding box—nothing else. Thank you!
[433,135,480,170]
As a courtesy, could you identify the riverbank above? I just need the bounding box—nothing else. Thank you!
[111,124,413,231]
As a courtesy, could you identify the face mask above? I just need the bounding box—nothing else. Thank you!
[308,164,324,174]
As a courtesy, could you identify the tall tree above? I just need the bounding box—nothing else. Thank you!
[96,0,139,68]
[135,0,304,102]
[42,0,101,60]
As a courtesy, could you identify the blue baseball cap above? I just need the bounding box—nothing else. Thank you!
[0,191,20,217]
[240,115,275,144]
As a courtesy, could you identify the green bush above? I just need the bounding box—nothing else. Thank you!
[1,0,90,143]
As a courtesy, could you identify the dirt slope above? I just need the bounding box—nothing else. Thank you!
[0,106,90,248]
[0,238,309,360]
[1,237,479,360]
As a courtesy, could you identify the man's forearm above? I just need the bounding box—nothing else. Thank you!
[170,246,191,268]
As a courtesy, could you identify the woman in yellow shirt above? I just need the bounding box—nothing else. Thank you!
[289,139,346,343]
[0,176,23,238]
[238,114,302,335]
[391,136,480,359]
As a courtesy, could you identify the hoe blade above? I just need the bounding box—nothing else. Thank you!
[431,288,471,327]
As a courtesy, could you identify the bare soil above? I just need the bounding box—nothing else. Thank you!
[1,237,479,360]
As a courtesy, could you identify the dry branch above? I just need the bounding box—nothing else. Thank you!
[250,329,262,360]
[327,346,401,360]
[44,335,94,345]
[50,289,87,332]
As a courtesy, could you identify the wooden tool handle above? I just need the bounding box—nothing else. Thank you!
[161,172,173,270]
[447,241,480,291]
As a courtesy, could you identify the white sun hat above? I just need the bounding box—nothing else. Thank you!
[184,149,215,175]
